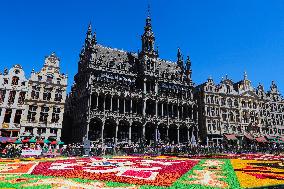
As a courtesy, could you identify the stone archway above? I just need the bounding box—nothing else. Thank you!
[98,93,105,112]
[179,124,188,144]
[158,123,168,143]
[168,124,178,144]
[118,120,130,143]
[131,121,143,143]
[88,118,102,142]
[105,94,112,111]
[189,125,198,145]
[145,122,156,144]
[104,118,116,143]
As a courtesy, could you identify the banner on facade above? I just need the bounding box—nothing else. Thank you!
[21,149,42,156]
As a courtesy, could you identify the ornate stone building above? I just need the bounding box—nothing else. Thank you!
[63,15,198,144]
[20,53,67,141]
[0,65,28,137]
[195,73,284,145]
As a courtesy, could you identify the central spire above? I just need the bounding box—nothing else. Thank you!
[140,5,158,58]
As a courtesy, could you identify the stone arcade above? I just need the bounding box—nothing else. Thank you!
[63,14,198,144]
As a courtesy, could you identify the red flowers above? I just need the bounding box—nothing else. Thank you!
[31,157,199,186]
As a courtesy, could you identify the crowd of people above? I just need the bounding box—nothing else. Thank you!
[1,140,284,158]
[0,143,61,158]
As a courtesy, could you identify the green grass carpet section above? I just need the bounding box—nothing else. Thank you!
[167,159,241,189]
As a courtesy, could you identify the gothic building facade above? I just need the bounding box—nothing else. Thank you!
[63,15,198,144]
[195,73,284,146]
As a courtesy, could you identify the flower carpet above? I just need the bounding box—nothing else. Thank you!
[0,155,284,188]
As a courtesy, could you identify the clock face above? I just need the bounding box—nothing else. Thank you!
[48,57,56,64]
[50,58,56,63]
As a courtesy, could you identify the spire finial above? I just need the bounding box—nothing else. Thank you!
[177,48,182,59]
[85,22,93,48]
[87,22,92,33]
[244,71,247,80]
[186,55,191,70]
[92,27,97,45]
[147,2,151,17]
[177,48,183,68]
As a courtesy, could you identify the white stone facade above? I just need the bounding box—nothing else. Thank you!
[195,73,284,145]
[20,53,67,140]
[0,65,29,137]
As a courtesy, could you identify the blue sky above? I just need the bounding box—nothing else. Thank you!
[0,0,284,94]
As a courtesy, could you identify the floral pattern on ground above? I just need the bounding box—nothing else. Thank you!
[0,174,139,189]
[171,159,240,189]
[0,162,38,174]
[31,157,199,186]
[231,159,284,188]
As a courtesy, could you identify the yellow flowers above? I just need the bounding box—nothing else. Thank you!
[231,159,284,188]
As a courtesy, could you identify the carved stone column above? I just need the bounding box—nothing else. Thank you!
[161,103,164,117]
[155,125,158,143]
[110,96,113,111]
[128,123,132,145]
[191,105,194,119]
[155,101,158,117]
[143,99,146,116]
[142,123,146,139]
[96,95,99,109]
[130,99,133,114]
[177,127,180,144]
[171,104,174,117]
[123,98,126,114]
[143,79,147,94]
[9,109,16,127]
[86,92,91,140]
[155,82,158,95]
[101,120,105,144]
[117,98,120,113]
[177,104,180,120]
[187,126,190,142]
[115,121,119,145]
[166,126,169,137]
[196,108,198,122]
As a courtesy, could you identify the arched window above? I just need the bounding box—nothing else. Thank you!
[227,99,232,107]
[47,74,53,83]
[234,100,238,107]
[221,98,226,106]
[12,76,19,85]
[230,112,234,122]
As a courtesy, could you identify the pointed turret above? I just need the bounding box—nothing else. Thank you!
[207,75,213,83]
[244,71,248,80]
[140,7,158,58]
[270,81,279,94]
[186,55,191,71]
[177,48,184,69]
[185,56,192,82]
[85,23,92,48]
[91,29,97,46]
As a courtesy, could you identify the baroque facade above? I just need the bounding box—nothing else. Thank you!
[63,15,198,144]
[20,53,68,141]
[195,73,284,145]
[0,65,28,137]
